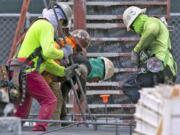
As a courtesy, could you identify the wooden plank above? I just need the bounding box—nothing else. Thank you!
[66,104,135,108]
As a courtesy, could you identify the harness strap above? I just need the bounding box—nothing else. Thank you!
[25,47,43,71]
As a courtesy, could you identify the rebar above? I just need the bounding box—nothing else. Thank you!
[29,113,134,118]
[21,119,135,126]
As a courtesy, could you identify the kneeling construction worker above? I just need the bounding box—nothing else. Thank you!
[70,56,115,121]
[10,3,78,131]
[60,29,115,121]
[122,6,177,103]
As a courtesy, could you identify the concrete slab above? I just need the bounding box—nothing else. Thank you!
[22,126,131,135]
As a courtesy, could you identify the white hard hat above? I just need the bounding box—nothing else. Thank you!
[123,6,146,31]
[99,57,114,80]
[55,2,72,26]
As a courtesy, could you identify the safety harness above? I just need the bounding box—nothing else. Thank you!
[8,46,43,106]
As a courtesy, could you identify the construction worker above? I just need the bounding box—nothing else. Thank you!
[122,6,177,103]
[12,3,77,131]
[71,56,115,121]
[42,29,87,123]
[60,29,115,121]
[42,29,114,122]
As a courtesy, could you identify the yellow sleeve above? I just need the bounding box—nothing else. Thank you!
[39,20,64,59]
[134,21,160,53]
[43,59,65,77]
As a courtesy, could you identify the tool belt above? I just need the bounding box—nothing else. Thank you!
[8,58,33,106]
[139,56,175,84]
[0,40,42,106]
[139,57,164,73]
[0,65,10,103]
[0,58,33,106]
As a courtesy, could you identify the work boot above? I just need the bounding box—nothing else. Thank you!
[60,114,70,127]
[32,125,46,131]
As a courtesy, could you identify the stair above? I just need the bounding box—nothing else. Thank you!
[66,0,169,113]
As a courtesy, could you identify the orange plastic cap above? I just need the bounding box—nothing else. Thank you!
[100,95,110,104]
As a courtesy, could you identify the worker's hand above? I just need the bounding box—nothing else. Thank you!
[75,64,88,79]
[61,44,73,59]
[64,64,79,80]
[131,51,139,66]
[60,58,70,66]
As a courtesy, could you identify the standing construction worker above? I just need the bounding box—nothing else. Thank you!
[12,3,77,131]
[42,29,88,122]
[121,6,177,103]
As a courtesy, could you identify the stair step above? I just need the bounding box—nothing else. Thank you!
[91,37,139,42]
[66,104,135,109]
[87,82,122,87]
[87,52,130,57]
[63,1,167,6]
[86,90,123,95]
[87,15,122,20]
[86,14,167,21]
[115,68,137,73]
[87,23,125,29]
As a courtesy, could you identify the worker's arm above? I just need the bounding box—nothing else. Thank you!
[44,59,65,77]
[133,21,160,53]
[39,21,64,59]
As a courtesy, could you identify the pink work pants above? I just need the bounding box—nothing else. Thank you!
[15,71,57,130]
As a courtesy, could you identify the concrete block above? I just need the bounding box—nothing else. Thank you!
[0,117,21,135]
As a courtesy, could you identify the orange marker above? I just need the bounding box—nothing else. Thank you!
[100,95,110,104]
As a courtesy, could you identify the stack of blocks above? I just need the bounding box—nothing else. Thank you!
[133,85,180,135]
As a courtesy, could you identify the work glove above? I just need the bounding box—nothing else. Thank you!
[60,58,70,66]
[64,64,79,80]
[61,44,73,59]
[131,51,139,66]
[75,64,88,79]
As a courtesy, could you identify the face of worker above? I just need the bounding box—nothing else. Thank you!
[42,8,67,31]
